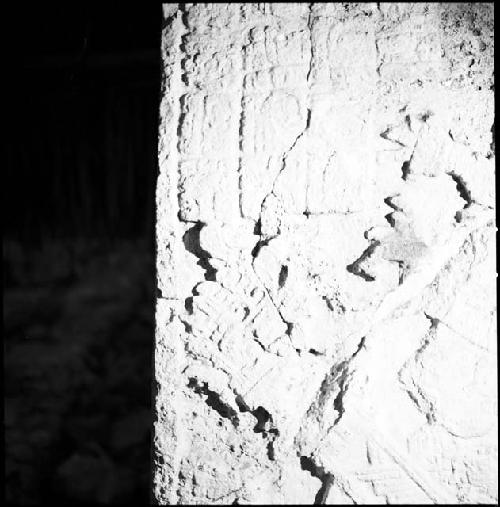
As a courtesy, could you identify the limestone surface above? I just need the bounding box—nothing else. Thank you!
[154,3,496,504]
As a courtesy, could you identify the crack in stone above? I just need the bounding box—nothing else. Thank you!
[490,119,495,156]
[178,5,190,87]
[380,127,407,148]
[447,171,473,223]
[235,395,279,461]
[306,3,314,84]
[182,221,217,281]
[188,377,240,427]
[278,264,288,289]
[248,110,313,346]
[256,108,312,234]
[250,234,294,347]
[175,5,190,219]
[294,337,368,502]
[397,314,439,424]
[401,159,412,180]
[299,456,335,504]
[346,240,380,281]
[237,20,247,218]
[301,336,366,451]
[250,223,274,258]
[251,329,268,352]
[308,348,325,356]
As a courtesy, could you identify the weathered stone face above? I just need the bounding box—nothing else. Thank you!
[155,3,496,504]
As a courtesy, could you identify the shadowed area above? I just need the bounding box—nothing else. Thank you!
[5,4,160,504]
[4,240,154,504]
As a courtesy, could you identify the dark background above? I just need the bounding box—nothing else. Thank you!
[4,4,162,504]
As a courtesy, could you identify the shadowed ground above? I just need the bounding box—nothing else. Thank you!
[4,239,154,505]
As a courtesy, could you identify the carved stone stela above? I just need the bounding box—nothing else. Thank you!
[154,3,496,504]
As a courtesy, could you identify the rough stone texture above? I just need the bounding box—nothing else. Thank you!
[154,3,496,504]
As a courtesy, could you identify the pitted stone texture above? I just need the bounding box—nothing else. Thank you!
[155,3,496,504]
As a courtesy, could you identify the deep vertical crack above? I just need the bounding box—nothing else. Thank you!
[306,3,314,83]
[176,5,190,219]
[299,456,335,504]
[235,395,279,461]
[297,337,366,502]
[401,159,411,180]
[182,222,217,281]
[278,265,288,288]
[237,7,247,218]
[447,171,473,223]
[249,110,311,342]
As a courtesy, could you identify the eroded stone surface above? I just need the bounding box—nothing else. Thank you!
[155,3,496,504]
